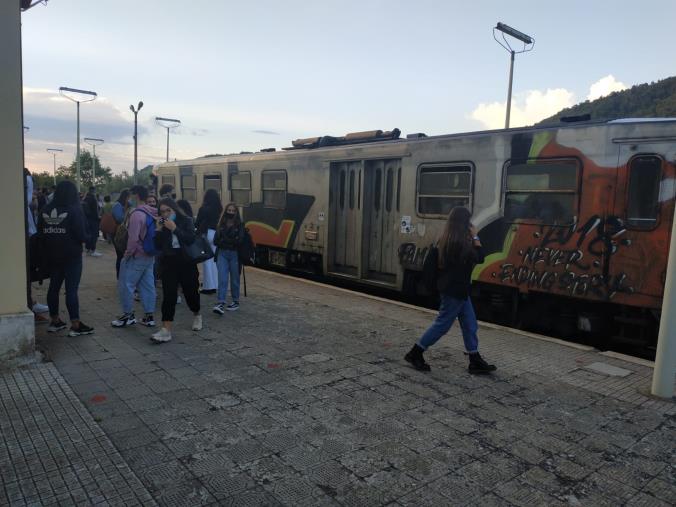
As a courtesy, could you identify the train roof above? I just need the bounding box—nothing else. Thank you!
[156,117,676,168]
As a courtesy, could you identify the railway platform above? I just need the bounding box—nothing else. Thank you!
[2,242,675,506]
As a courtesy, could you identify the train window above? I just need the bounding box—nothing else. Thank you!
[627,155,661,229]
[417,164,473,217]
[396,167,401,212]
[204,175,222,198]
[339,170,346,210]
[262,170,287,208]
[504,159,578,224]
[374,168,382,211]
[181,174,197,202]
[161,174,175,188]
[229,172,251,206]
[386,168,394,212]
[349,170,355,209]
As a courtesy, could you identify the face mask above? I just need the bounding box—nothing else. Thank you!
[226,212,235,218]
[169,213,176,221]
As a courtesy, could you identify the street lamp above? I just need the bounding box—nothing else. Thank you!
[155,117,181,162]
[130,101,144,184]
[84,137,104,188]
[59,86,97,190]
[493,22,534,129]
[46,148,63,185]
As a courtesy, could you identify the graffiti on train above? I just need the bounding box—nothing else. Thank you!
[398,242,432,269]
[496,215,635,300]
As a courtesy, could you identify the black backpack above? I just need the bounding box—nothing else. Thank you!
[422,245,439,293]
[39,207,74,266]
[238,227,256,266]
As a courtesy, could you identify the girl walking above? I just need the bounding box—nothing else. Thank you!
[195,189,222,294]
[405,206,496,374]
[111,189,129,279]
[213,202,243,314]
[151,198,202,343]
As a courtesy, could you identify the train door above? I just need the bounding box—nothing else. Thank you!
[329,161,360,276]
[611,145,676,304]
[362,159,400,283]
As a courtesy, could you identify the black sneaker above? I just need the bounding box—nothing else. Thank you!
[213,303,225,315]
[141,314,156,327]
[404,344,431,372]
[468,353,497,374]
[226,302,239,311]
[200,289,216,295]
[69,322,94,337]
[47,320,68,333]
[111,313,136,327]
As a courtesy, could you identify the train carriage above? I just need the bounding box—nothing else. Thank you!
[155,118,676,350]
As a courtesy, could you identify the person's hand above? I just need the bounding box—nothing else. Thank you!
[155,216,164,230]
[469,225,478,238]
[164,219,177,231]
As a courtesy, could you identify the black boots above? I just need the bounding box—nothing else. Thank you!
[468,352,497,374]
[405,344,431,372]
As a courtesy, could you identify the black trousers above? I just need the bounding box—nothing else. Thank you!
[160,254,200,321]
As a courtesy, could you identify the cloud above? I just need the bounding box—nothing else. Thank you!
[252,129,281,135]
[470,88,575,129]
[587,75,627,101]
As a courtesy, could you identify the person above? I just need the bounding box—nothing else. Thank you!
[112,189,130,278]
[195,189,222,294]
[147,194,158,208]
[177,199,193,217]
[111,185,157,328]
[46,185,56,204]
[83,186,102,257]
[159,183,176,199]
[213,202,243,314]
[38,180,94,337]
[151,198,202,343]
[102,195,113,215]
[24,168,49,318]
[404,206,496,374]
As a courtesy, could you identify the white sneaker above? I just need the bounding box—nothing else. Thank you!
[32,302,49,314]
[89,251,103,257]
[176,295,182,304]
[151,327,172,343]
[192,315,203,331]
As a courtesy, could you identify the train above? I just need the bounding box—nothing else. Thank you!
[155,118,676,352]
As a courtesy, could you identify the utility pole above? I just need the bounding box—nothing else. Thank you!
[130,101,144,184]
[155,117,181,162]
[84,138,104,188]
[59,87,97,190]
[46,148,63,185]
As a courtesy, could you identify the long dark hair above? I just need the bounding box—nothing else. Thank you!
[52,180,79,208]
[159,197,187,218]
[217,202,241,228]
[438,206,473,268]
[116,188,130,206]
[202,189,223,216]
[176,199,193,217]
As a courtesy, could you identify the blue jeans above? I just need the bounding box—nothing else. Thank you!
[418,294,479,353]
[216,249,240,303]
[47,256,82,321]
[118,256,155,314]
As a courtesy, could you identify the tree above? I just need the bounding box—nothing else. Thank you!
[62,150,113,189]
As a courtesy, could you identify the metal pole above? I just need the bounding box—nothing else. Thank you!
[651,203,676,398]
[166,127,169,162]
[133,111,138,184]
[52,153,56,185]
[505,50,515,129]
[76,100,81,190]
[92,144,96,187]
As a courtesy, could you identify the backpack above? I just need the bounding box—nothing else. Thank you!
[40,207,74,266]
[238,227,256,265]
[113,208,158,256]
[422,245,439,293]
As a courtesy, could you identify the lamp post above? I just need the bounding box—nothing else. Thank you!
[84,138,104,188]
[46,148,63,185]
[59,87,97,190]
[493,22,534,129]
[155,117,181,162]
[130,101,144,184]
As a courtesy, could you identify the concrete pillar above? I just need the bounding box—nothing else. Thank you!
[651,201,676,398]
[0,1,34,364]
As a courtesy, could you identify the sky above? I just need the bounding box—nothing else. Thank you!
[20,0,676,175]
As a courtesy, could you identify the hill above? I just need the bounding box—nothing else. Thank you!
[536,76,676,125]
